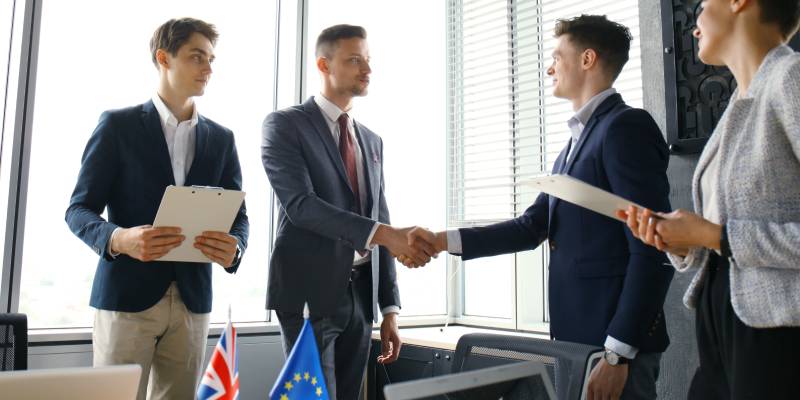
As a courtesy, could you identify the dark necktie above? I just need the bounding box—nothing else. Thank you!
[337,113,361,211]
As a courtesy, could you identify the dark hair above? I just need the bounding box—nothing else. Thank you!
[757,0,800,38]
[554,15,632,81]
[150,18,218,67]
[315,24,367,58]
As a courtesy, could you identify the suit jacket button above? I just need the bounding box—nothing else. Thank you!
[549,241,556,251]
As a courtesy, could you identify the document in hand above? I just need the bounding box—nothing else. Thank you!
[521,174,643,222]
[152,185,245,263]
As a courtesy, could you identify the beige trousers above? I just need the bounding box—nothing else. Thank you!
[93,283,210,400]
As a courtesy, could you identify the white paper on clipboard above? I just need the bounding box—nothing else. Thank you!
[152,185,245,263]
[521,174,644,221]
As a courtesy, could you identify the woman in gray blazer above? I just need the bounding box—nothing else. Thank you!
[620,1,800,399]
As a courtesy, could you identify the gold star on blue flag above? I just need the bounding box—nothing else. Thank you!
[269,318,329,400]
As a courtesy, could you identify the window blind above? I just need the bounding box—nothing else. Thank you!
[447,0,643,226]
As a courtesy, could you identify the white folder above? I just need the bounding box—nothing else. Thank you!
[521,174,644,222]
[152,185,245,263]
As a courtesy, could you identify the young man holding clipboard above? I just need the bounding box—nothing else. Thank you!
[65,18,248,400]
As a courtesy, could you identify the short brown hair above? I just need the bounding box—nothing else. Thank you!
[757,0,800,38]
[150,18,218,67]
[315,24,367,58]
[554,15,632,81]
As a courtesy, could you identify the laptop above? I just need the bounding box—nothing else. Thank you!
[383,361,556,400]
[0,364,141,400]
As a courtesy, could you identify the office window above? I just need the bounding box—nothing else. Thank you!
[0,3,12,120]
[306,0,448,317]
[18,1,276,328]
[448,0,643,327]
[0,0,25,308]
[0,1,14,303]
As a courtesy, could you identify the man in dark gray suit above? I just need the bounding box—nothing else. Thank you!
[261,24,433,399]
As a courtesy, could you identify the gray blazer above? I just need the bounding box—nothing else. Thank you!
[669,45,800,328]
[261,97,400,321]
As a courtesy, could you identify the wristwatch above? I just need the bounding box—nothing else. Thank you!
[232,243,242,266]
[603,349,629,366]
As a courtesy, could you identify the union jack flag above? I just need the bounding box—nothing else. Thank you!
[197,318,239,400]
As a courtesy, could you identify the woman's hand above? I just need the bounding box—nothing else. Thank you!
[617,206,721,257]
[652,209,722,251]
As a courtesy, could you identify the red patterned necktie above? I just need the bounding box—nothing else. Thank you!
[337,113,361,211]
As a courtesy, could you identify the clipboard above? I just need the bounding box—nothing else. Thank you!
[521,174,645,222]
[152,185,245,263]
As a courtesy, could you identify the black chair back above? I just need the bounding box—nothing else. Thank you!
[452,333,602,400]
[0,313,28,371]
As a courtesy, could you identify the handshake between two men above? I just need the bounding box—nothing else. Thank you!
[372,225,448,268]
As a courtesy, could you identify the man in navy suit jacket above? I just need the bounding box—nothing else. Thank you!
[407,16,673,400]
[65,18,248,400]
[262,25,435,400]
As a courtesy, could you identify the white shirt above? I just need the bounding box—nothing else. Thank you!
[313,96,380,263]
[108,95,199,257]
[315,95,395,317]
[152,94,198,187]
[447,87,638,358]
[699,151,721,225]
[565,88,617,163]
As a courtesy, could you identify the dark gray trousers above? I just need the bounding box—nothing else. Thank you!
[276,267,372,400]
[621,352,661,399]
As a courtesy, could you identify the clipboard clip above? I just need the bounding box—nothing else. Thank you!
[189,185,225,196]
[191,185,223,190]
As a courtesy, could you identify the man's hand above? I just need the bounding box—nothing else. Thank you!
[372,225,436,267]
[377,313,402,364]
[397,228,447,268]
[587,358,628,400]
[194,231,239,268]
[111,225,184,262]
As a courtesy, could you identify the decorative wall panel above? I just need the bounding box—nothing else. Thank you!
[662,0,800,153]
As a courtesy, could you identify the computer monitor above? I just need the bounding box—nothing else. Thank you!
[0,364,141,400]
[383,360,556,400]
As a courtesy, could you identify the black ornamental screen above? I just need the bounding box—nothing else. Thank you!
[661,0,800,154]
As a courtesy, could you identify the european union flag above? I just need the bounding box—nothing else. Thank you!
[269,319,330,400]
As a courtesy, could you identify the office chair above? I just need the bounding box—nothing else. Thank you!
[0,313,27,371]
[452,333,603,400]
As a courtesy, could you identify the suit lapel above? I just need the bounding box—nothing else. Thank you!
[141,101,176,186]
[354,122,376,215]
[691,96,752,214]
[184,117,208,185]
[549,94,622,223]
[302,98,352,191]
[548,143,570,226]
[562,94,622,175]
